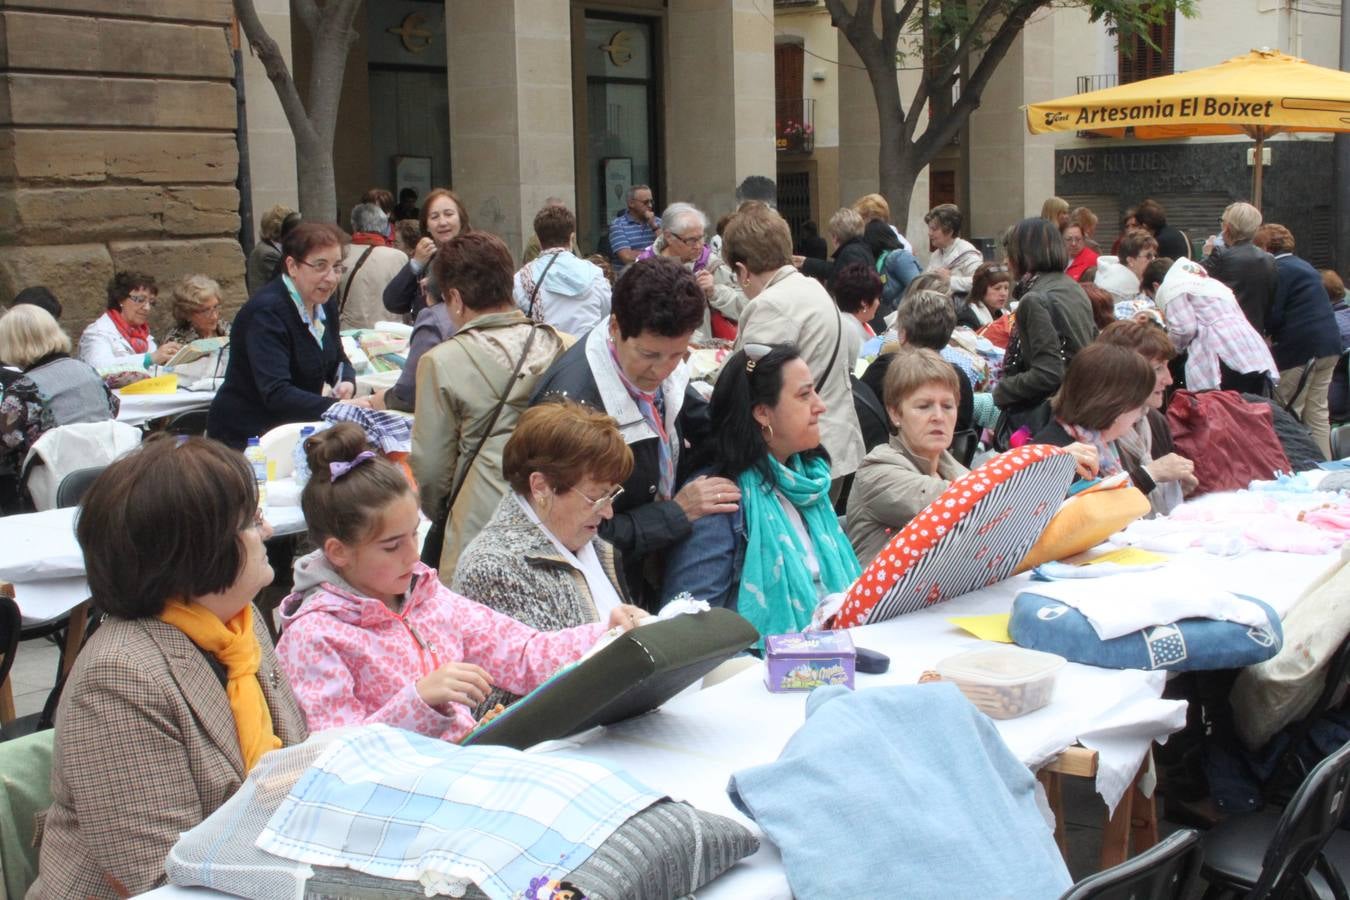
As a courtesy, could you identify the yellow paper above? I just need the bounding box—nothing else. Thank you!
[1081,547,1169,567]
[119,373,178,395]
[948,614,1013,643]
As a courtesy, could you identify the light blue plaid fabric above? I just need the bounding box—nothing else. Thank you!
[321,405,412,453]
[256,726,662,900]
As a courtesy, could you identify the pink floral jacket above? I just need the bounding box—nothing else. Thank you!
[275,553,606,742]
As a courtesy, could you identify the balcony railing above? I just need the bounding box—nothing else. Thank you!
[1076,73,1119,94]
[776,98,815,154]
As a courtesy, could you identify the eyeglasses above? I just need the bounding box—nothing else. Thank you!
[670,232,705,247]
[198,305,221,318]
[298,259,348,277]
[126,292,156,307]
[571,484,624,513]
[635,198,654,207]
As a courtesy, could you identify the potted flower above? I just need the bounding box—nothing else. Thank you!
[781,119,813,152]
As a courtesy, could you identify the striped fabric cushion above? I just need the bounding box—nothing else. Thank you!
[833,445,1075,628]
[302,801,758,900]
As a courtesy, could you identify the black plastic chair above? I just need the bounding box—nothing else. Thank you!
[1059,828,1203,900]
[0,592,56,740]
[1200,739,1350,899]
[1332,424,1349,461]
[53,466,105,510]
[164,408,210,437]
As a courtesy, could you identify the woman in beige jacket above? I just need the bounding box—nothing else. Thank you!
[846,347,968,567]
[410,232,569,580]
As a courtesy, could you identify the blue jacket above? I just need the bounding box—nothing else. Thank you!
[207,277,354,449]
[660,471,747,611]
[1268,253,1342,370]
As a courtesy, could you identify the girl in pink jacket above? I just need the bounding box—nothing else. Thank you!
[275,423,644,742]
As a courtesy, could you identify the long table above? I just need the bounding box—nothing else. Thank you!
[136,543,1346,899]
[0,482,308,626]
[114,389,216,428]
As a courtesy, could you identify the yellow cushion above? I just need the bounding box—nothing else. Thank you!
[1013,483,1150,574]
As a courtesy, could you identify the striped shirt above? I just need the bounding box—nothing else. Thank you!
[608,211,661,261]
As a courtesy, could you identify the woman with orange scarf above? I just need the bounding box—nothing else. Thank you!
[29,435,307,899]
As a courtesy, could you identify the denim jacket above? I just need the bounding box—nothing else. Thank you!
[660,479,747,611]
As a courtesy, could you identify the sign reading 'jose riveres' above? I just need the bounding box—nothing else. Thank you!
[1066,97,1277,128]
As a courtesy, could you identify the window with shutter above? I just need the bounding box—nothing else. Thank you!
[1117,10,1175,85]
[775,41,805,145]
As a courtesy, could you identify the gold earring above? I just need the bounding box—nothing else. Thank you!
[762,423,775,441]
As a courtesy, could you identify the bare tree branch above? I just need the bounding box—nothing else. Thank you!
[233,0,316,145]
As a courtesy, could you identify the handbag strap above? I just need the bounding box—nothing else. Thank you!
[337,245,376,318]
[526,250,563,321]
[819,307,844,388]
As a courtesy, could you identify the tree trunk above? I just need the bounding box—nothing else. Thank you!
[296,134,337,225]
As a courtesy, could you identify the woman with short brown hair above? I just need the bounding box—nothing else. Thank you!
[1096,320,1197,514]
[451,399,636,639]
[846,347,969,566]
[382,187,472,316]
[409,232,570,574]
[1032,342,1155,479]
[207,222,363,449]
[30,435,306,899]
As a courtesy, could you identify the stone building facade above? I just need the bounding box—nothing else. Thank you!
[0,0,246,336]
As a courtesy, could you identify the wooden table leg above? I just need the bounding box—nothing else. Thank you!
[60,601,89,677]
[0,675,14,725]
[1100,757,1157,869]
[1038,768,1068,858]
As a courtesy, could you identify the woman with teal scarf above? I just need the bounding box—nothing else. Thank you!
[660,343,861,642]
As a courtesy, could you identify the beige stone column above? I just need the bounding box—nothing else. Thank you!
[240,0,299,241]
[967,15,1057,242]
[0,0,246,332]
[445,0,574,259]
[666,0,775,223]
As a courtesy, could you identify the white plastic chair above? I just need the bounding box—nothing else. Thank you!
[20,421,141,511]
[259,421,325,480]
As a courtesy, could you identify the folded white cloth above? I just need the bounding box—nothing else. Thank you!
[1021,567,1271,640]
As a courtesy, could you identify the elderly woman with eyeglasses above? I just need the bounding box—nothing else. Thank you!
[78,272,183,371]
[640,201,745,339]
[453,401,638,668]
[207,222,365,450]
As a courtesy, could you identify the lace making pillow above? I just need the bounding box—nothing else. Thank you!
[833,445,1074,628]
[1009,593,1283,672]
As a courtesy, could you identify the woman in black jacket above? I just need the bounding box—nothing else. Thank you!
[381,188,471,317]
[207,223,362,449]
[527,258,724,610]
[800,207,874,289]
[992,217,1098,446]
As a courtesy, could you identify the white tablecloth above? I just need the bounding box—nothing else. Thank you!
[114,390,215,427]
[353,368,401,397]
[134,543,1347,900]
[0,480,310,624]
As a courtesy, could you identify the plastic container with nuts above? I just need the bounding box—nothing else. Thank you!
[936,646,1066,720]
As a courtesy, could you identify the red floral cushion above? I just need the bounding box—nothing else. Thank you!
[833,445,1075,628]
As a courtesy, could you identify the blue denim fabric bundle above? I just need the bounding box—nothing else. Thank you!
[727,684,1071,900]
[1009,592,1283,671]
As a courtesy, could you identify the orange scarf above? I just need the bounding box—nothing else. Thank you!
[157,601,280,772]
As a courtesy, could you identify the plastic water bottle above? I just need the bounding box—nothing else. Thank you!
[245,436,268,507]
[292,425,317,487]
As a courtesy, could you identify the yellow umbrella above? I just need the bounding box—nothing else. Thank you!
[1025,48,1350,208]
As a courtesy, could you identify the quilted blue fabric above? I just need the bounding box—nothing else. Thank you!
[1009,593,1283,672]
